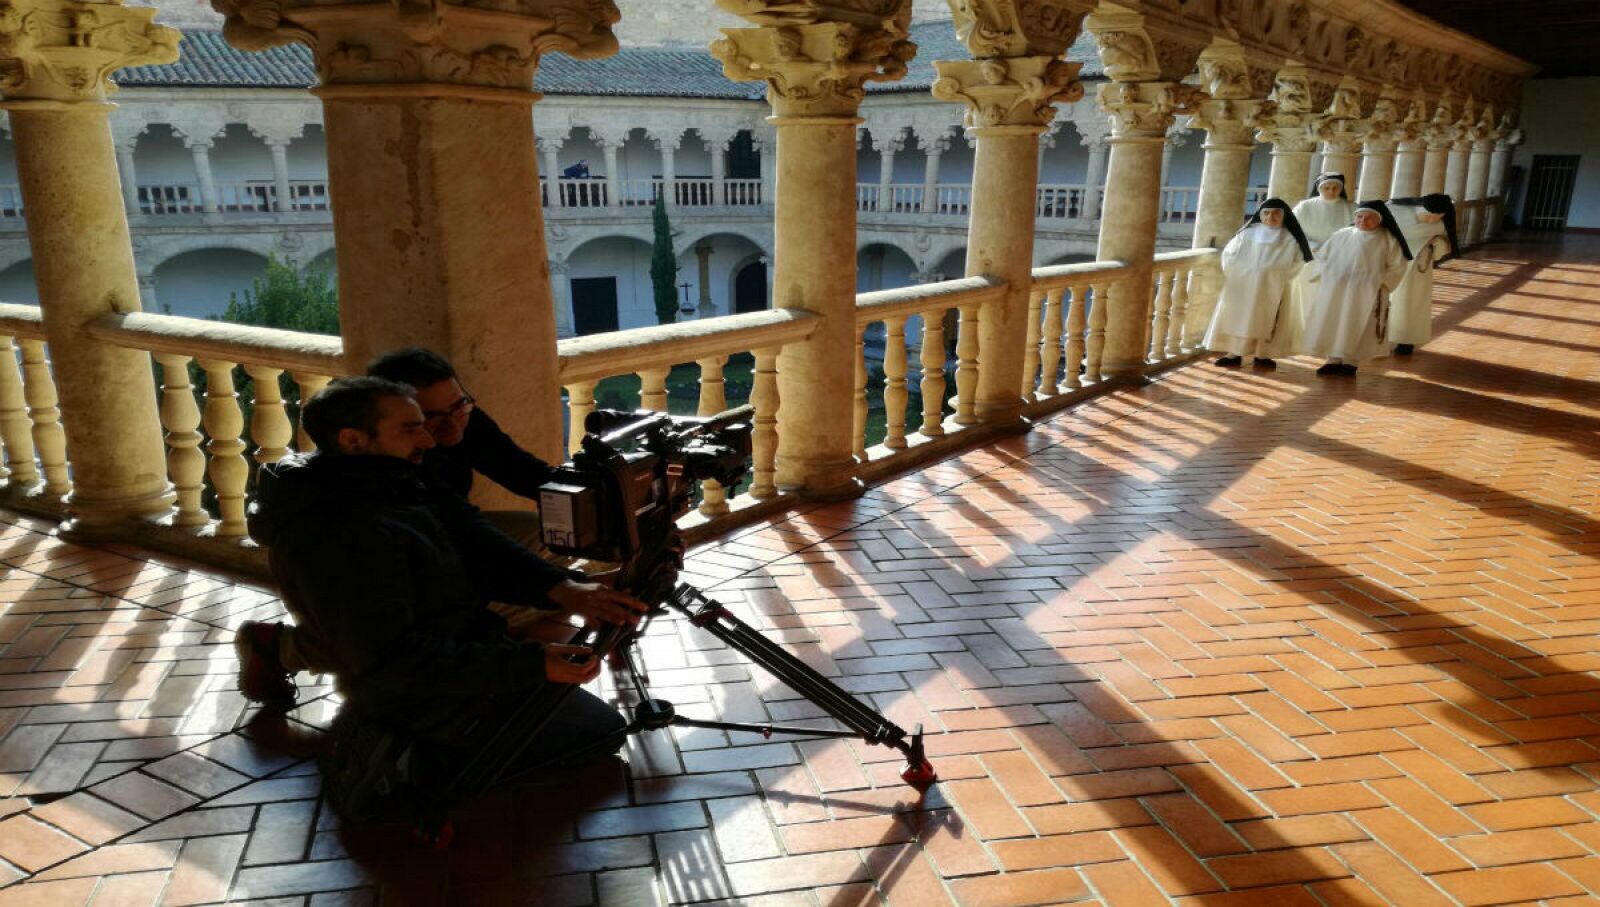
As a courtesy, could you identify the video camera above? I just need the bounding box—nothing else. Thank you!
[538,405,752,599]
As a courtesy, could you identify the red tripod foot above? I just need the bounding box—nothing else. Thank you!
[412,819,455,850]
[898,724,937,792]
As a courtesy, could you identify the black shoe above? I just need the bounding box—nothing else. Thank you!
[1338,363,1358,376]
[1316,362,1341,376]
[1393,344,1415,355]
[235,621,297,708]
[1214,355,1243,367]
[1252,358,1276,369]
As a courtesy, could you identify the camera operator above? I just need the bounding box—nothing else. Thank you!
[237,348,577,705]
[247,378,645,770]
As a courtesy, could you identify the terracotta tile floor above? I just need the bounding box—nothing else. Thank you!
[2,233,1600,906]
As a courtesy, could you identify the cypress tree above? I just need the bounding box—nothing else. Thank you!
[649,193,679,325]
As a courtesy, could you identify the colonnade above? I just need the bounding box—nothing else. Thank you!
[0,0,1530,530]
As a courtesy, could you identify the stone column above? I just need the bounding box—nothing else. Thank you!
[1159,132,1181,187]
[537,136,563,208]
[0,0,177,530]
[1082,138,1109,219]
[920,131,948,213]
[213,0,622,471]
[704,129,733,205]
[1466,131,1494,245]
[1388,96,1427,197]
[1356,93,1403,202]
[186,139,221,214]
[875,127,903,212]
[1321,140,1362,193]
[1445,138,1470,202]
[1188,41,1271,249]
[549,258,573,337]
[114,139,142,216]
[599,135,623,209]
[1085,6,1205,377]
[1487,126,1522,239]
[934,10,1084,427]
[1186,41,1271,341]
[655,132,680,208]
[266,139,295,212]
[711,1,915,497]
[695,242,715,317]
[753,126,777,206]
[1256,62,1317,203]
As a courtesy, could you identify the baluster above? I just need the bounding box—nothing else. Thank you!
[1020,289,1045,401]
[1149,270,1173,362]
[291,372,330,451]
[565,380,596,456]
[953,304,980,425]
[0,336,38,487]
[155,354,207,527]
[1086,282,1108,382]
[1167,267,1190,356]
[1038,289,1064,397]
[1064,286,1087,390]
[696,355,729,517]
[17,340,69,496]
[244,364,292,465]
[639,366,669,412]
[883,315,909,450]
[197,359,248,538]
[853,325,868,462]
[750,346,779,500]
[918,308,947,437]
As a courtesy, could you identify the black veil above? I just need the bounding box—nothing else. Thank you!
[1238,197,1313,262]
[1308,172,1349,200]
[1389,193,1459,263]
[1355,199,1413,260]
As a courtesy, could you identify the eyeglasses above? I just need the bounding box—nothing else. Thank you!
[422,393,475,425]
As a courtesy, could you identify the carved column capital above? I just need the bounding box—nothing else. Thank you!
[1252,61,1318,152]
[1097,80,1202,141]
[948,0,1088,58]
[1189,98,1273,147]
[0,0,179,104]
[210,0,621,97]
[710,6,916,118]
[931,55,1083,129]
[1085,2,1207,84]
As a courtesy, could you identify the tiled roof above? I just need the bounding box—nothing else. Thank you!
[114,21,1104,97]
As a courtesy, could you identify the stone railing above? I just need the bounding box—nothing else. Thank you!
[1036,183,1090,219]
[0,182,336,218]
[932,184,971,216]
[1161,187,1201,223]
[0,250,1218,567]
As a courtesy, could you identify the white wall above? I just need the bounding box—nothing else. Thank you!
[1512,78,1600,229]
[857,244,918,292]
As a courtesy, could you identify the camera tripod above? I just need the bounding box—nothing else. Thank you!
[419,580,938,846]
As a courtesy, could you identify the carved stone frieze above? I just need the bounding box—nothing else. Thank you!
[1096,80,1202,140]
[209,0,621,91]
[945,0,1088,59]
[931,54,1082,128]
[711,11,916,117]
[0,0,179,103]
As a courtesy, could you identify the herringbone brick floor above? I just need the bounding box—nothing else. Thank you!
[2,233,1599,906]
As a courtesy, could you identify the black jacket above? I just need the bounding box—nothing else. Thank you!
[249,453,575,738]
[420,408,557,502]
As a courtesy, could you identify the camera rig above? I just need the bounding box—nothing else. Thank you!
[424,405,936,843]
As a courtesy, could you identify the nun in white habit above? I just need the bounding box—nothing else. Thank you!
[1204,198,1313,369]
[1385,193,1459,354]
[1283,173,1356,349]
[1301,200,1412,376]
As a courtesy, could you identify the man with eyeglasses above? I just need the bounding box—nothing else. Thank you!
[236,348,604,707]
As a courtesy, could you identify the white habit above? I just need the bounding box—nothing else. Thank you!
[1386,205,1450,346]
[1202,224,1306,358]
[1285,197,1355,350]
[1301,226,1409,361]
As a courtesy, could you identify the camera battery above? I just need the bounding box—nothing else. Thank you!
[539,481,600,553]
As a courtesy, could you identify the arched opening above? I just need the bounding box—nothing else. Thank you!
[856,242,918,293]
[676,232,765,319]
[135,124,204,213]
[0,259,38,304]
[151,248,270,318]
[307,248,338,282]
[567,235,655,334]
[733,259,767,314]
